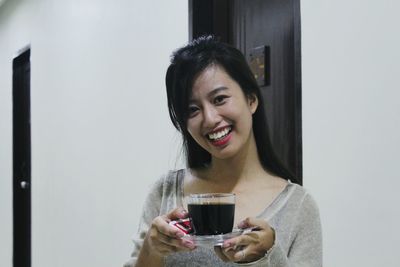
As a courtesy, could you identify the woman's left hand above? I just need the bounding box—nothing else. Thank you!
[214,217,275,263]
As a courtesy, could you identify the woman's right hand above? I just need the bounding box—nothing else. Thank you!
[144,207,196,256]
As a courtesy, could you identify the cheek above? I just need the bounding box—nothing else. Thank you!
[235,109,254,131]
[186,121,194,135]
[186,120,200,139]
[229,103,252,121]
[187,127,206,147]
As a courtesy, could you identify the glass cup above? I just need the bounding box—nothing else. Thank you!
[188,193,235,235]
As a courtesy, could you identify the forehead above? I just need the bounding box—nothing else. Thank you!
[191,64,236,97]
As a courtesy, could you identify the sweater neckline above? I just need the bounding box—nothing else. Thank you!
[176,169,298,221]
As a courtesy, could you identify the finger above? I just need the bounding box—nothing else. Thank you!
[214,246,231,262]
[157,231,196,250]
[148,228,177,255]
[156,241,177,254]
[237,217,269,229]
[219,244,248,263]
[153,217,185,239]
[165,207,189,221]
[232,248,249,263]
[223,234,254,249]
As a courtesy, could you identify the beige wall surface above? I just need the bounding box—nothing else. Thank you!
[302,0,400,266]
[0,1,187,266]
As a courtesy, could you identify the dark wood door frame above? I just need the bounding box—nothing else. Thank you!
[13,46,31,267]
[189,0,233,43]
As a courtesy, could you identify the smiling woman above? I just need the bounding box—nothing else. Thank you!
[124,36,322,267]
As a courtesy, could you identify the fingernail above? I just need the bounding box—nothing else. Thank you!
[181,209,188,215]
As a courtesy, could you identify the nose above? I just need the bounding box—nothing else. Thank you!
[202,104,221,129]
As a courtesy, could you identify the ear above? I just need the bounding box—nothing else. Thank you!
[247,93,258,114]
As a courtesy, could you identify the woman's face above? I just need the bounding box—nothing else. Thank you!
[187,64,258,160]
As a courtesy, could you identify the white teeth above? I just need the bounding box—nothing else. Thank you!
[208,127,231,140]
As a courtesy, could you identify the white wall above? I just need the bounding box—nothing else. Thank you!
[302,0,400,266]
[0,1,187,267]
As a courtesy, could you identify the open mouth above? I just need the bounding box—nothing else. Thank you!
[206,126,232,141]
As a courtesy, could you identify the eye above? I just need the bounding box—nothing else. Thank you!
[214,95,229,105]
[188,105,199,117]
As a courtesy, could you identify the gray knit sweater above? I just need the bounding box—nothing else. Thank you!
[124,169,322,267]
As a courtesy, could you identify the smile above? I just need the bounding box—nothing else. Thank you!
[207,126,232,141]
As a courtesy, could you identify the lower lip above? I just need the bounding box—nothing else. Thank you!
[210,132,232,147]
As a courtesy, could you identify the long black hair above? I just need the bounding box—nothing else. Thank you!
[166,36,297,183]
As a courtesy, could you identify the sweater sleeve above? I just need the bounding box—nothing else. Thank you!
[236,192,323,267]
[123,175,166,267]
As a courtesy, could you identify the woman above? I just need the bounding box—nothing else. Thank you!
[124,36,322,267]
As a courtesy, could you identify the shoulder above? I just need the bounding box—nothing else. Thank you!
[154,169,185,188]
[286,183,319,207]
[285,183,321,222]
[148,169,186,199]
[142,169,186,216]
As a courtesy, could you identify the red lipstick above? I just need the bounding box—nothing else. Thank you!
[210,131,232,147]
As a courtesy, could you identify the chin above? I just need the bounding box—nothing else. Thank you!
[209,145,240,160]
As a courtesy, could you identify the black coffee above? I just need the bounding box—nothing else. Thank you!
[188,203,235,235]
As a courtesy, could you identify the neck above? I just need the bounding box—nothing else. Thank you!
[206,133,264,186]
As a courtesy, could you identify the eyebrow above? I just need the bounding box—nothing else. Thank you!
[208,86,228,97]
[189,87,228,104]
